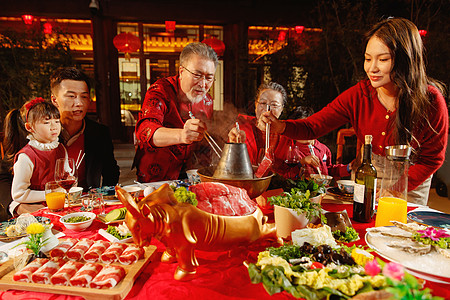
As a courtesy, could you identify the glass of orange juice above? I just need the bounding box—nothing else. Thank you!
[375,196,407,227]
[45,181,66,212]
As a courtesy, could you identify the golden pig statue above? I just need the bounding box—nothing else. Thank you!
[116,184,277,281]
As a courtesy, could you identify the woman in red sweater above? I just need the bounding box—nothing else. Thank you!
[259,18,448,205]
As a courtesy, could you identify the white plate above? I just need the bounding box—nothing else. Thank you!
[98,228,133,243]
[365,227,450,283]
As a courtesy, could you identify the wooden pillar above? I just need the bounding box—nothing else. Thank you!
[91,14,123,140]
[138,23,147,103]
[223,22,249,112]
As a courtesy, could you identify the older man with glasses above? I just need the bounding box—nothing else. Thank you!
[134,42,219,183]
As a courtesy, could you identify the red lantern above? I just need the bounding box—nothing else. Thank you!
[22,15,34,25]
[43,22,52,34]
[113,32,140,60]
[202,37,225,57]
[295,26,305,34]
[165,21,176,33]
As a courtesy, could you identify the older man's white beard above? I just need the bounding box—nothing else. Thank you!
[187,90,206,104]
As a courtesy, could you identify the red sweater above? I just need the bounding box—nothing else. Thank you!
[134,75,213,182]
[283,80,448,191]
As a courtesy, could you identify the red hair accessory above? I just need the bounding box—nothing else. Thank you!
[25,97,46,122]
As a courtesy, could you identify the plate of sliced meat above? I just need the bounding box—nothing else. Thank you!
[0,238,156,300]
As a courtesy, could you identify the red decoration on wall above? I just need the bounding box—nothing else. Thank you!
[418,29,427,37]
[202,37,225,57]
[113,32,141,60]
[22,15,34,25]
[295,26,305,34]
[278,31,287,41]
[43,22,52,34]
[165,21,176,33]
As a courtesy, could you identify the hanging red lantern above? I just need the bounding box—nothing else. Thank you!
[113,32,140,60]
[202,37,225,57]
[295,26,305,34]
[22,15,34,25]
[165,21,176,33]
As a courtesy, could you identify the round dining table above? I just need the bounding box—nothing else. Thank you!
[0,189,448,300]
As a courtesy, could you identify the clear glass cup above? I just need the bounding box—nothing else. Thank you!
[89,189,105,215]
[45,181,66,212]
[54,158,78,210]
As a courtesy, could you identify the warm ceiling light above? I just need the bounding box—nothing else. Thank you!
[22,14,34,25]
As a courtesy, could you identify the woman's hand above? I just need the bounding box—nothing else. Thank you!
[181,118,206,144]
[301,155,321,167]
[228,127,246,143]
[259,111,286,134]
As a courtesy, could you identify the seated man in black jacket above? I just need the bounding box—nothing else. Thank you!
[50,67,120,190]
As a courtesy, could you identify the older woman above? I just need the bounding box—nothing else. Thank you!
[260,18,448,204]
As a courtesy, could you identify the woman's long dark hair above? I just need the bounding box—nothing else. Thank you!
[365,17,445,147]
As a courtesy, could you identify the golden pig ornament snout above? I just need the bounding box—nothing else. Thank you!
[116,184,277,280]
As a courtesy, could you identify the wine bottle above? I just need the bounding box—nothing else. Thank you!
[353,135,377,222]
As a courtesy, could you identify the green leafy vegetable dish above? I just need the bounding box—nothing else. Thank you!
[106,225,132,240]
[172,186,197,206]
[64,216,91,223]
[269,178,326,223]
[333,227,359,243]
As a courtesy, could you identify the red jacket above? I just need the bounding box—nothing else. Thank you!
[284,80,448,190]
[134,75,213,182]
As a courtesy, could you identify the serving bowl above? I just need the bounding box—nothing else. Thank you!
[60,212,96,231]
[336,180,355,194]
[197,166,274,199]
[310,174,333,186]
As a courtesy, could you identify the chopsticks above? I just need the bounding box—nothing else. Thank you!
[189,111,222,158]
[265,105,270,154]
[308,144,323,178]
[75,150,85,170]
[235,122,241,143]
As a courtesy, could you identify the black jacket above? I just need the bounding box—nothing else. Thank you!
[83,118,120,189]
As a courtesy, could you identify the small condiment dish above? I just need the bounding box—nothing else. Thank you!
[310,174,333,186]
[336,180,355,194]
[60,212,96,231]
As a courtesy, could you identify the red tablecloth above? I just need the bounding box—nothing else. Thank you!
[0,199,449,300]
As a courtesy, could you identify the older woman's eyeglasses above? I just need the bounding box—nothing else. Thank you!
[182,66,215,83]
[256,100,283,109]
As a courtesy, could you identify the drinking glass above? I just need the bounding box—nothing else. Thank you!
[285,145,300,168]
[44,181,65,212]
[89,189,105,215]
[375,197,407,227]
[55,158,78,209]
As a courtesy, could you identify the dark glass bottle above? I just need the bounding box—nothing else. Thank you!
[353,135,377,222]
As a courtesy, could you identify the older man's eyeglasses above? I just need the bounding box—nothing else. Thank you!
[182,66,215,83]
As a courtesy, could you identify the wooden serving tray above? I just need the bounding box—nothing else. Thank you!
[0,245,157,300]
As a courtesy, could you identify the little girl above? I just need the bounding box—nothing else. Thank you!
[3,98,66,215]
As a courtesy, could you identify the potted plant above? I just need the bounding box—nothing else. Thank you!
[269,178,326,239]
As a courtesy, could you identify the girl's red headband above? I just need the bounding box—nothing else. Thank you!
[25,97,46,122]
